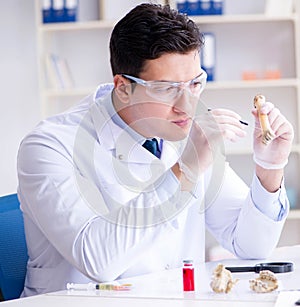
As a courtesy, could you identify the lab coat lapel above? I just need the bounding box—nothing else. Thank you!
[90,96,184,167]
[90,100,158,165]
[160,140,183,167]
[115,134,157,164]
[89,99,117,151]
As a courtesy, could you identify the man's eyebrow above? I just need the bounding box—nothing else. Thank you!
[155,73,203,83]
[191,73,204,80]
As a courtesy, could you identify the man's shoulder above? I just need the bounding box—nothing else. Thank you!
[19,84,115,156]
[33,82,114,134]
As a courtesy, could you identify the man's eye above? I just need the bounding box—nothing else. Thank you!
[191,81,202,88]
[152,85,174,93]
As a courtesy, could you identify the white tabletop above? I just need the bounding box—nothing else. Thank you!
[2,245,300,307]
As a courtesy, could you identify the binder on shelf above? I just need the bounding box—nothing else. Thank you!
[45,53,74,89]
[52,0,65,23]
[210,0,223,15]
[41,0,78,24]
[64,0,78,22]
[56,57,74,88]
[45,54,60,89]
[187,0,200,15]
[41,0,53,23]
[176,0,188,14]
[176,0,223,16]
[201,32,215,82]
[199,0,211,15]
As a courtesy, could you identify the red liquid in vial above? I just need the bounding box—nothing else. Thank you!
[183,261,195,291]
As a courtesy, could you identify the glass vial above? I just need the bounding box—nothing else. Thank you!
[182,260,195,291]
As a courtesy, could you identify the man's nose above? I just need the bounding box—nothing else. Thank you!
[172,89,195,115]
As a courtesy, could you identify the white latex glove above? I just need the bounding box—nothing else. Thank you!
[252,101,294,169]
[179,108,247,181]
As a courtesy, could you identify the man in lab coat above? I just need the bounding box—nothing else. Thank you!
[17,3,293,297]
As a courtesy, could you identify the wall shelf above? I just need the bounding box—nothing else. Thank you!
[39,20,115,32]
[191,13,297,24]
[289,209,300,219]
[35,0,300,242]
[44,87,96,98]
[206,79,299,90]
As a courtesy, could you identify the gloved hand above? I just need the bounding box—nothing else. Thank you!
[179,108,247,182]
[252,101,294,169]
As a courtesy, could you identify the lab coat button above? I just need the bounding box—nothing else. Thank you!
[165,264,170,270]
[118,154,124,160]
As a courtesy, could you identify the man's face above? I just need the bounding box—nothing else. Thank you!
[114,50,203,141]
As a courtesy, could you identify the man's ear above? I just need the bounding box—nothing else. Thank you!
[113,75,131,103]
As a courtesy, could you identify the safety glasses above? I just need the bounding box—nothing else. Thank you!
[122,69,207,101]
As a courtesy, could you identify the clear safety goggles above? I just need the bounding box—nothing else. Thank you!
[122,69,207,101]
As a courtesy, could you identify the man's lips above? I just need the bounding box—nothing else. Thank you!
[172,118,190,127]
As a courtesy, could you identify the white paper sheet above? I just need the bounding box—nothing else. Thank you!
[275,291,300,307]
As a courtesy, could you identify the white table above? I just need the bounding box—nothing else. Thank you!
[2,245,300,307]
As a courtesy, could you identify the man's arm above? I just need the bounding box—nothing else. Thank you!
[256,166,283,193]
[18,129,191,282]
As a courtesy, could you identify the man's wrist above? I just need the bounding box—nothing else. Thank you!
[253,155,288,170]
[255,164,283,193]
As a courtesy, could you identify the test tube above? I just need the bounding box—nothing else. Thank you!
[182,259,195,291]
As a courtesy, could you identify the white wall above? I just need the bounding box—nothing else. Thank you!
[0,0,40,195]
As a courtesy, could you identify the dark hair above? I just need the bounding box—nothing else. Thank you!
[109,3,203,77]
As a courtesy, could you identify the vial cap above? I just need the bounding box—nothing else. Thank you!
[183,260,193,264]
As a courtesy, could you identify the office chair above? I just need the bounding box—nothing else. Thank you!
[0,193,28,300]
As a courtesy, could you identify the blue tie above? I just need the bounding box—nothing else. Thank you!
[143,138,161,158]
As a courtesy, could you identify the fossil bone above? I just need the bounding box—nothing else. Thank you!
[210,264,238,293]
[249,270,278,293]
[253,94,275,145]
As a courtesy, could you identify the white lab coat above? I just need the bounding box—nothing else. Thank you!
[17,84,288,297]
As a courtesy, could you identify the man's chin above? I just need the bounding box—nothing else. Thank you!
[162,131,189,142]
